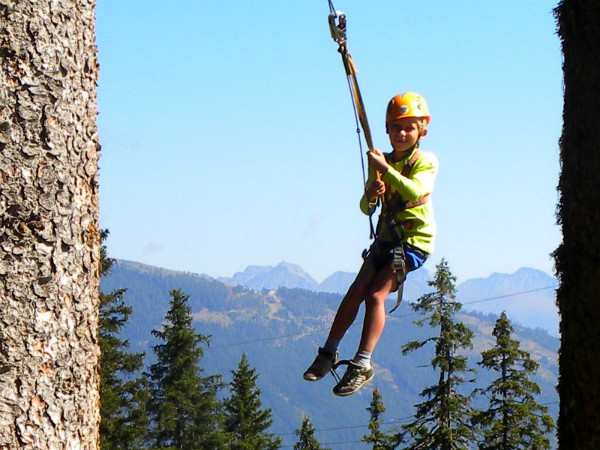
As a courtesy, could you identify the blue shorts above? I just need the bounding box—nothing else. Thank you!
[367,241,428,273]
[404,243,428,272]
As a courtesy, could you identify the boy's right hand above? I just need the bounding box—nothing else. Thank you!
[367,149,390,174]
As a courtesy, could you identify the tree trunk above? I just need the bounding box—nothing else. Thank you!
[554,0,600,448]
[0,1,100,448]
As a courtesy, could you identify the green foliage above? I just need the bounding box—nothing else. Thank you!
[99,257,560,447]
[472,312,556,449]
[294,416,330,450]
[398,259,476,449]
[99,231,151,450]
[147,289,225,449]
[223,353,281,449]
[362,388,395,450]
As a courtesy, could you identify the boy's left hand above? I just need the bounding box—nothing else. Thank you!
[367,149,389,174]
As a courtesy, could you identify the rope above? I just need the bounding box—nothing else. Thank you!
[327,1,378,238]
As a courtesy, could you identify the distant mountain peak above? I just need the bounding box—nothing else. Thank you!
[457,268,557,336]
[218,262,558,337]
[461,268,556,292]
[100,257,559,447]
[218,261,319,291]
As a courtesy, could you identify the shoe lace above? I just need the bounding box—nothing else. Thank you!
[331,359,361,384]
[341,364,366,387]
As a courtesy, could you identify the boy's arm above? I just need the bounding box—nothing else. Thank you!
[359,167,380,215]
[382,152,438,202]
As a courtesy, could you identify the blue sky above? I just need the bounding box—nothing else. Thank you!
[96,0,562,284]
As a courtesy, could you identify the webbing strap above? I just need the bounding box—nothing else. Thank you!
[401,150,423,177]
[383,150,431,214]
[389,282,404,314]
[339,45,380,239]
[338,46,374,151]
[328,1,378,238]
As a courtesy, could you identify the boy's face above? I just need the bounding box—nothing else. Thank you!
[387,117,422,154]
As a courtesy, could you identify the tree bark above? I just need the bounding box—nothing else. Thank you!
[0,1,100,448]
[554,0,600,448]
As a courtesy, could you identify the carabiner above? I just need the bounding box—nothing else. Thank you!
[328,9,347,44]
[328,0,347,44]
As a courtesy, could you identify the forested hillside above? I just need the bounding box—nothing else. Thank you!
[101,260,559,448]
[218,261,559,336]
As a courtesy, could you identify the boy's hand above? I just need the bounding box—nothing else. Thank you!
[366,179,386,202]
[367,149,389,174]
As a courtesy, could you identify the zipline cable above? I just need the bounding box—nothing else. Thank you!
[277,402,559,446]
[208,285,558,349]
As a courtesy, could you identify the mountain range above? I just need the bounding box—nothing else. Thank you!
[218,261,559,336]
[101,259,559,449]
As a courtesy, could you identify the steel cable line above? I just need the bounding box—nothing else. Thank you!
[207,285,558,350]
[276,402,560,446]
[211,282,560,445]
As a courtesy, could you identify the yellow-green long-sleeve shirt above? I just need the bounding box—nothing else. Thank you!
[360,146,438,255]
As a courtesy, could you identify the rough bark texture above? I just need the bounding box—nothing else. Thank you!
[0,1,100,448]
[554,0,600,448]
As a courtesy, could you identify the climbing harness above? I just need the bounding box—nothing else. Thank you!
[327,0,378,238]
[388,149,428,313]
[382,149,430,215]
[376,149,429,313]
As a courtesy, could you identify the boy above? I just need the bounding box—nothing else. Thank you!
[303,92,438,396]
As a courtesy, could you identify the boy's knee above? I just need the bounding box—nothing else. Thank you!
[365,292,388,308]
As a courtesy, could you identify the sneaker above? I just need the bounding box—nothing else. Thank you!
[333,361,374,396]
[303,347,338,381]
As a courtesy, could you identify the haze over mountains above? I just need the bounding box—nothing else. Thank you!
[218,261,559,337]
[101,259,559,449]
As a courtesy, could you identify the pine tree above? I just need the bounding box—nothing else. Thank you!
[223,353,282,449]
[397,259,475,449]
[472,312,556,449]
[362,388,395,450]
[293,416,330,450]
[99,231,151,449]
[147,289,224,449]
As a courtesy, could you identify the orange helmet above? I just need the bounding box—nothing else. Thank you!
[386,92,430,124]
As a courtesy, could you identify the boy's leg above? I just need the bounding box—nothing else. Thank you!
[327,258,377,342]
[303,258,376,382]
[333,265,396,396]
[357,264,397,354]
